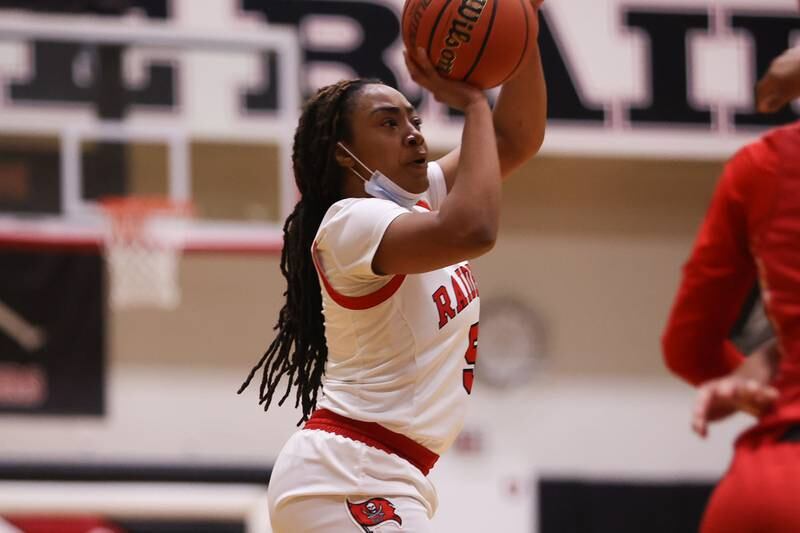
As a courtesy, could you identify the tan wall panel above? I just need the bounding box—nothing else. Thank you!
[127,142,169,195]
[191,142,281,222]
[473,156,723,377]
[111,254,284,369]
[111,156,725,380]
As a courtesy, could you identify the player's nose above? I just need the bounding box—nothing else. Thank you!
[406,131,424,147]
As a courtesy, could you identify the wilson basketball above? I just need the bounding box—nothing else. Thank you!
[402,0,536,89]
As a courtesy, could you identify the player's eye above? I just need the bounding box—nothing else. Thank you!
[383,118,398,128]
[412,117,423,129]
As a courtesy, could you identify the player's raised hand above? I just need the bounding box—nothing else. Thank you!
[526,0,542,41]
[691,376,779,438]
[756,46,800,114]
[403,46,485,111]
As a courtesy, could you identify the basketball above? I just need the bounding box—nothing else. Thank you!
[402,0,536,90]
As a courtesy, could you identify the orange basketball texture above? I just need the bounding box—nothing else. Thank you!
[402,0,535,90]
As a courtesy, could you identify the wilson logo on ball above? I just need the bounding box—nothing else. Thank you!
[402,0,536,89]
[437,0,488,75]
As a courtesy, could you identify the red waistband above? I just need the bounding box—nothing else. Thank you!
[304,408,439,476]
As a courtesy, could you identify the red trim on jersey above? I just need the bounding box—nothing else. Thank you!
[304,408,439,475]
[416,199,431,210]
[311,243,405,310]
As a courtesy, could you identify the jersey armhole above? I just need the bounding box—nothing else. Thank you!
[312,242,406,310]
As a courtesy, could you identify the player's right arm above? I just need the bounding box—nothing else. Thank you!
[370,49,502,275]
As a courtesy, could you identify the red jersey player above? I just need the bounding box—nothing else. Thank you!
[662,45,800,533]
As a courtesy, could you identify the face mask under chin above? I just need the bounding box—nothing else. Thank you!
[337,142,425,210]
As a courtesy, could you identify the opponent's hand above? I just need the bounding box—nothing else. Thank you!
[691,376,778,438]
[404,46,485,111]
[756,46,800,114]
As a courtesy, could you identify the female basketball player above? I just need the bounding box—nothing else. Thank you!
[239,4,546,532]
[662,45,800,533]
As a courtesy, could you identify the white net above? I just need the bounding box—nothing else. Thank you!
[101,198,193,310]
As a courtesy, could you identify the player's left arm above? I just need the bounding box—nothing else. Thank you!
[436,1,547,188]
[661,150,760,387]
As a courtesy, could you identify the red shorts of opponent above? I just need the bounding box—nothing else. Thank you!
[701,424,800,533]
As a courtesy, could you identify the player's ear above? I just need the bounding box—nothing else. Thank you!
[335,142,355,170]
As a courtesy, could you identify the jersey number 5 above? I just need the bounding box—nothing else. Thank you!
[463,322,479,394]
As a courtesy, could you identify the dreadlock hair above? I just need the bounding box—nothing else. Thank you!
[238,78,383,424]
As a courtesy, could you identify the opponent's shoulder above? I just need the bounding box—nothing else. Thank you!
[742,121,800,175]
[722,134,776,194]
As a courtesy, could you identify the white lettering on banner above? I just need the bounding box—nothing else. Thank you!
[0,300,47,352]
[0,0,797,158]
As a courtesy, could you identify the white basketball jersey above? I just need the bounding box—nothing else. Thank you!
[313,162,480,455]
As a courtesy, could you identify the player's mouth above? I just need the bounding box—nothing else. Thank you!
[409,153,428,168]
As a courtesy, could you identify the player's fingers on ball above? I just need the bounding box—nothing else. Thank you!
[415,47,440,77]
[407,54,438,88]
[404,54,429,87]
[413,46,431,68]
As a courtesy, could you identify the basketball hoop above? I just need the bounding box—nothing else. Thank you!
[100,197,193,310]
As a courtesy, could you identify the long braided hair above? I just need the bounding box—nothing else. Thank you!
[238,79,382,423]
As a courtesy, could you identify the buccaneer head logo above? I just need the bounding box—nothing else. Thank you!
[345,497,403,532]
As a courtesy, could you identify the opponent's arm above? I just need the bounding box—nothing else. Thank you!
[756,45,800,114]
[437,0,547,188]
[661,151,759,386]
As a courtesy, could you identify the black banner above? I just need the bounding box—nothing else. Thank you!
[0,249,105,415]
[540,478,713,533]
[1,516,244,533]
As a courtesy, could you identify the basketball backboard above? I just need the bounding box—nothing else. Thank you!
[0,13,301,253]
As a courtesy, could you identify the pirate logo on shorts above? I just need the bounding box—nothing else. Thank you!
[346,497,403,532]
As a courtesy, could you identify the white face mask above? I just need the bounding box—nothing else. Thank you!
[337,142,425,210]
